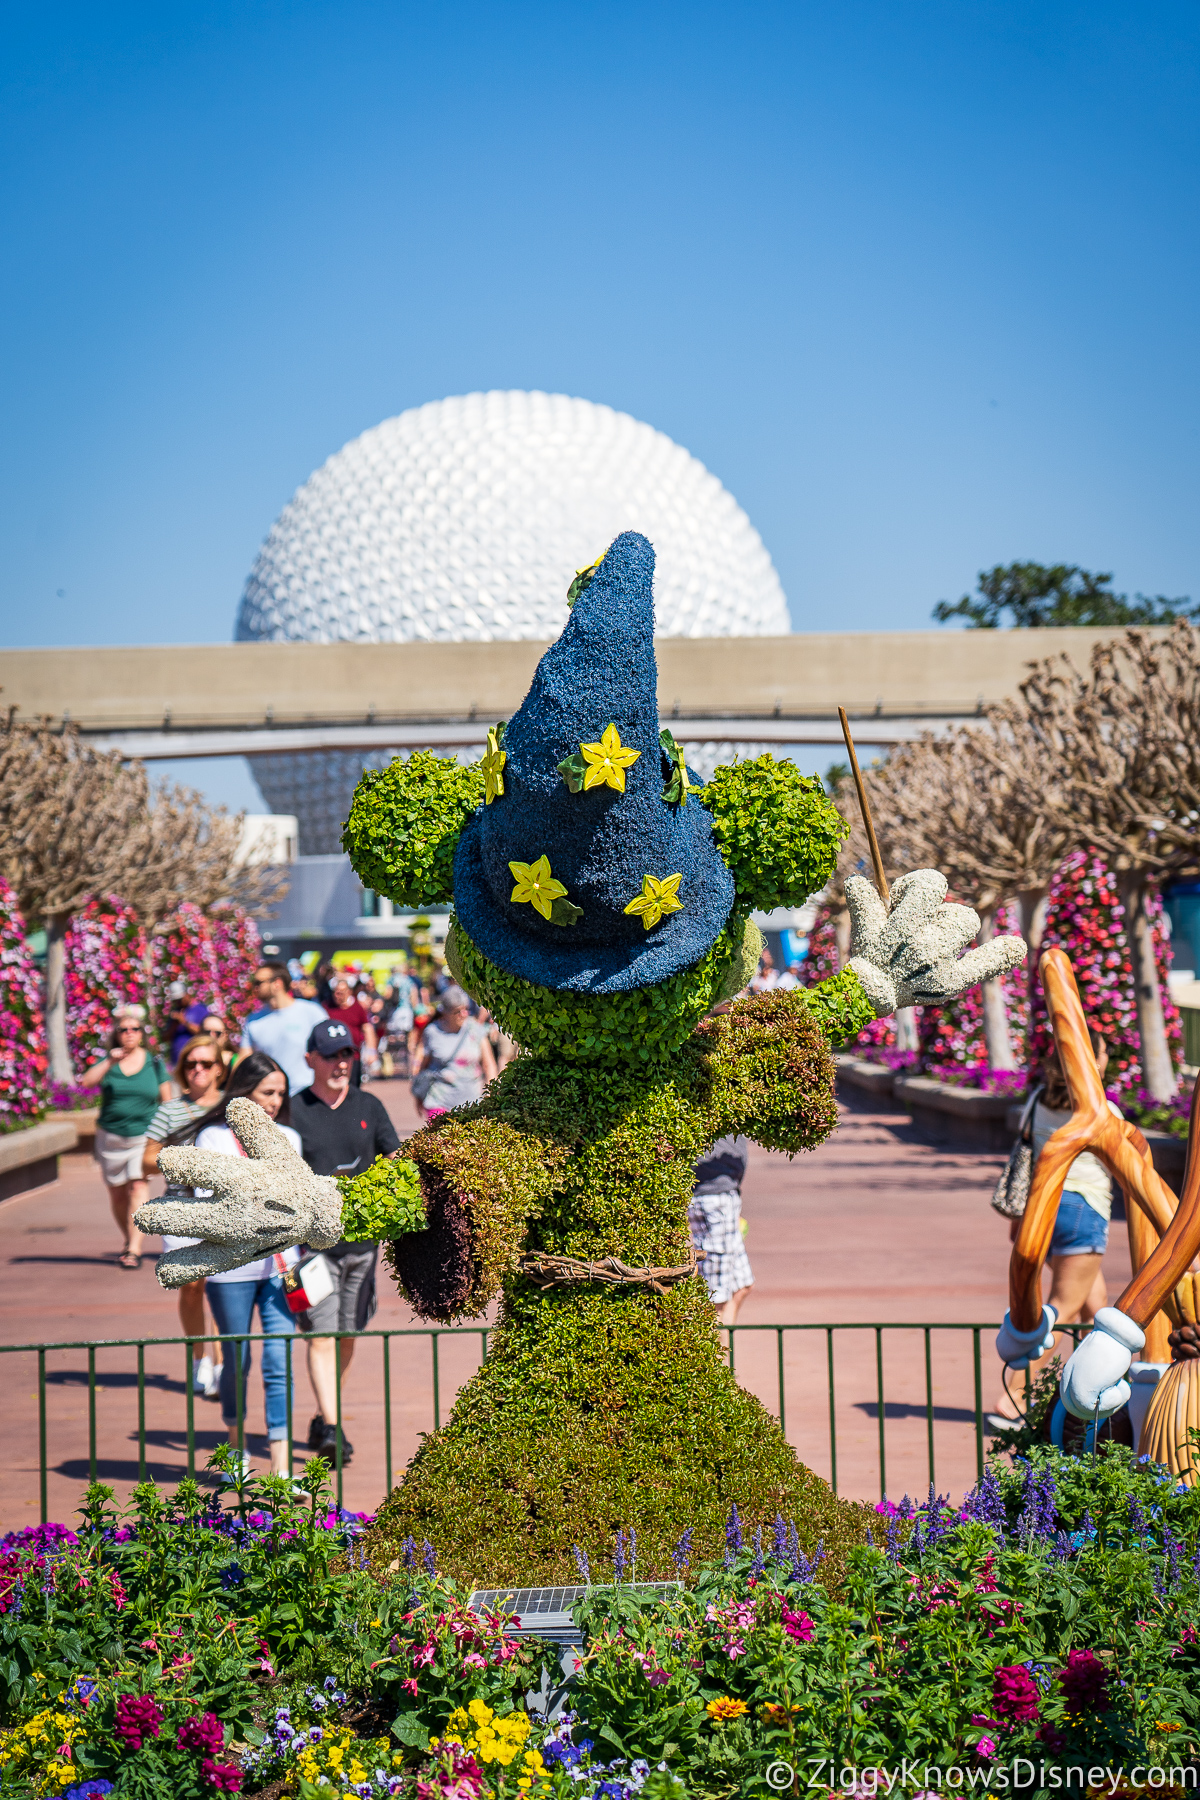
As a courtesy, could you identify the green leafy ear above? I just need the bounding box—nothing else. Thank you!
[700,756,848,912]
[341,751,484,907]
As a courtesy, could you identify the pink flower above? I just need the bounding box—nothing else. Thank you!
[645,1668,670,1687]
[976,1738,997,1760]
[992,1665,1040,1723]
[1058,1649,1109,1713]
[781,1605,814,1643]
[462,1652,486,1669]
[178,1714,225,1756]
[413,1640,438,1669]
[114,1694,163,1748]
[200,1758,244,1791]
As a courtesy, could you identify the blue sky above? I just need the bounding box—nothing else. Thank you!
[2,2,1198,808]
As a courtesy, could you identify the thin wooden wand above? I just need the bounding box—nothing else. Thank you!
[837,705,890,906]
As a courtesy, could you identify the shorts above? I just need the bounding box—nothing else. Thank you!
[687,1190,754,1305]
[1050,1189,1109,1257]
[298,1245,379,1334]
[94,1127,146,1187]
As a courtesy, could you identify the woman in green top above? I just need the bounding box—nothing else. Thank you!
[81,1008,171,1269]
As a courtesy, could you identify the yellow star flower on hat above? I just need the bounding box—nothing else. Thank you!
[623,872,684,931]
[509,855,568,921]
[481,723,507,804]
[580,723,641,793]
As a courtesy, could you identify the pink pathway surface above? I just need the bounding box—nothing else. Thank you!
[0,1083,1134,1531]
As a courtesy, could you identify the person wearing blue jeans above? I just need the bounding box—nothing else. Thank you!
[205,1273,295,1470]
[152,1052,301,1475]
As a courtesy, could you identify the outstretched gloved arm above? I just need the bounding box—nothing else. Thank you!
[136,1097,344,1287]
[846,869,1026,1016]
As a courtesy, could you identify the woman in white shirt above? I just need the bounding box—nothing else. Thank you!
[157,1052,300,1475]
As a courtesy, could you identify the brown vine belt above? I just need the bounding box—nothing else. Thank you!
[517,1249,702,1296]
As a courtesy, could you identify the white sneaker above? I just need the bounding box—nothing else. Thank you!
[194,1356,219,1397]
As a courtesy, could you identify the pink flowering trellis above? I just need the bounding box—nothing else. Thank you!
[149,902,262,1046]
[206,904,262,1036]
[799,907,842,989]
[63,896,148,1070]
[918,901,1028,1088]
[0,876,49,1125]
[1026,847,1181,1101]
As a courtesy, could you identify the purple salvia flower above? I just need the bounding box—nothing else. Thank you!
[573,1545,591,1585]
[421,1539,436,1577]
[671,1528,694,1575]
[614,1529,627,1582]
[628,1527,636,1578]
[786,1520,800,1567]
[772,1514,787,1562]
[885,1515,902,1563]
[726,1503,743,1554]
[1127,1492,1147,1537]
[963,1467,1006,1533]
[752,1526,764,1575]
[400,1534,416,1571]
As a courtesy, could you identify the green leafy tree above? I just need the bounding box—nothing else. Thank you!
[933,561,1196,630]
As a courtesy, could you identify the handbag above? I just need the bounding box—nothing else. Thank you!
[990,1085,1044,1220]
[279,1250,336,1316]
[410,1021,471,1102]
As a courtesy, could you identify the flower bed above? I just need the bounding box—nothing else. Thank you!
[2,1444,1199,1798]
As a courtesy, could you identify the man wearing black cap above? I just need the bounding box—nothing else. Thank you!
[293,1019,401,1464]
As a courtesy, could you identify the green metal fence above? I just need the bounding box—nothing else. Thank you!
[2,1320,1085,1523]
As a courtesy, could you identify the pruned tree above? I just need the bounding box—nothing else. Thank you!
[0,721,153,1082]
[835,722,1071,1071]
[0,720,286,1082]
[1013,621,1200,1099]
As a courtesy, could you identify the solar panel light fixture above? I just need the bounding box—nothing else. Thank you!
[468,1582,685,1722]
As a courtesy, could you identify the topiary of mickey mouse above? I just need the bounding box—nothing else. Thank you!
[140,532,1025,1583]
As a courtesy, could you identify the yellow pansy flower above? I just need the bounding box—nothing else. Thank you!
[623,873,684,930]
[580,723,641,793]
[509,856,568,921]
[481,723,507,804]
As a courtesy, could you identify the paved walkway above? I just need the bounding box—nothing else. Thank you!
[0,1084,1135,1531]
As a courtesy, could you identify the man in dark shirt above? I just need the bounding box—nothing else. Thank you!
[292,1019,401,1464]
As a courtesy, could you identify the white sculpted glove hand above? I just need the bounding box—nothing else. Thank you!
[995,1305,1058,1370]
[846,869,1027,1017]
[1059,1307,1145,1421]
[135,1097,343,1288]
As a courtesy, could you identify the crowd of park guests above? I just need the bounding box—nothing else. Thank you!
[79,941,922,1467]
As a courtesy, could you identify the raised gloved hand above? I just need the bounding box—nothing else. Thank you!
[135,1097,344,1288]
[1059,1307,1145,1421]
[846,869,1027,1017]
[995,1305,1058,1370]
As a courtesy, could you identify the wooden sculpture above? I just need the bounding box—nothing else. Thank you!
[998,947,1200,1429]
[1128,1076,1200,1482]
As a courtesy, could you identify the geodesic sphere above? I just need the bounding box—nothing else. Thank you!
[235,390,789,644]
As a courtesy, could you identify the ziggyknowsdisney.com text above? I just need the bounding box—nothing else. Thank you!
[780,1759,1199,1792]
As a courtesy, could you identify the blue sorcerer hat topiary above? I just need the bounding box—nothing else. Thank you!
[452,531,736,993]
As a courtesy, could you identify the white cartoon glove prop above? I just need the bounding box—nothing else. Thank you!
[1059,1307,1144,1421]
[995,1305,1058,1370]
[846,869,1027,1016]
[136,1097,343,1288]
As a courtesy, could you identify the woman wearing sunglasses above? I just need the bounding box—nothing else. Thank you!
[143,1036,228,1396]
[80,1008,172,1270]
